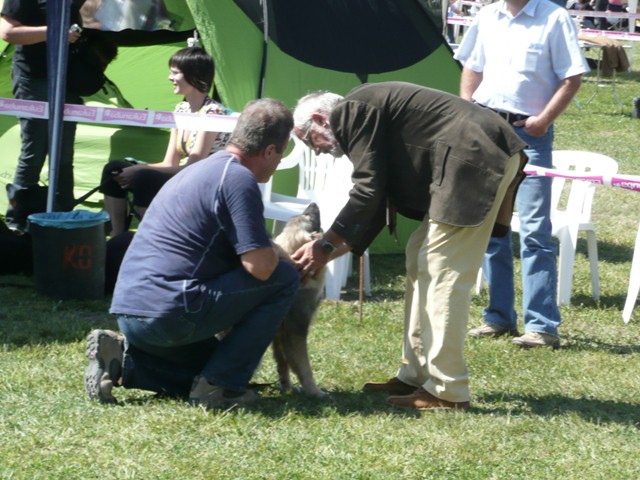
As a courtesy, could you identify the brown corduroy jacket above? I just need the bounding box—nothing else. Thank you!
[329,82,528,255]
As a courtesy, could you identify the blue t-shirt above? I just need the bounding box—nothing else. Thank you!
[110,151,271,317]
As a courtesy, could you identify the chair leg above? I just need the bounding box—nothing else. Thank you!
[325,255,353,300]
[623,225,640,323]
[556,233,576,306]
[585,230,600,300]
[363,249,371,297]
[475,267,485,295]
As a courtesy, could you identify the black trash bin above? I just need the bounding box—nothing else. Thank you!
[27,210,110,300]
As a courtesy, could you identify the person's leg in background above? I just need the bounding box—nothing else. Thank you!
[6,70,49,229]
[100,160,136,237]
[513,126,561,347]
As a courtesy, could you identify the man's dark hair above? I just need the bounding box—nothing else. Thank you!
[229,99,293,155]
[169,46,214,94]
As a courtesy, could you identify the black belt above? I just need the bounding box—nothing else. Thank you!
[488,108,530,124]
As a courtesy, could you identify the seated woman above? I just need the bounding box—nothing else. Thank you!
[100,46,231,237]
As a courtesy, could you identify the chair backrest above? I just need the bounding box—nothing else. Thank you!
[259,135,307,203]
[293,135,354,231]
[550,150,619,225]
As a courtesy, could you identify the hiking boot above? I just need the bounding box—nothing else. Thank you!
[387,388,470,411]
[189,375,259,409]
[468,323,519,338]
[85,329,124,404]
[512,332,560,349]
[362,377,417,395]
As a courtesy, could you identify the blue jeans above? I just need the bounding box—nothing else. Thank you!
[117,260,300,396]
[482,125,561,336]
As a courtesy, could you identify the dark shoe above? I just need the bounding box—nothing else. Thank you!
[189,375,259,409]
[362,377,417,396]
[512,332,560,349]
[84,329,124,404]
[632,96,640,119]
[387,388,470,411]
[468,323,519,338]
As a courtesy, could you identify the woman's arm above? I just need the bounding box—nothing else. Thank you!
[181,130,219,167]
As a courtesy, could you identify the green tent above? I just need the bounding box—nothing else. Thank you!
[0,0,460,252]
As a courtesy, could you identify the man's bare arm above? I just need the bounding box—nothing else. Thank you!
[241,246,280,281]
[460,66,483,101]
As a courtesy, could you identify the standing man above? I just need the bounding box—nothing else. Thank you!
[0,0,85,230]
[292,82,527,411]
[84,99,300,409]
[454,0,589,348]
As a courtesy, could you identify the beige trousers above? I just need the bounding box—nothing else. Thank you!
[397,153,520,402]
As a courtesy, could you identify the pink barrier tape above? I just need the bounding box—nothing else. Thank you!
[578,28,640,43]
[568,11,640,19]
[448,18,640,41]
[0,97,238,132]
[524,165,640,193]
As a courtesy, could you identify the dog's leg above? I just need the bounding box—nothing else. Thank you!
[272,330,294,393]
[282,331,327,398]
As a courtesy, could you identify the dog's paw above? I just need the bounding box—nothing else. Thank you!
[277,381,297,394]
[304,387,329,399]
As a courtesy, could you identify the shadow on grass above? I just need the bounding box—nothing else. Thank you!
[560,332,640,354]
[595,239,635,264]
[116,388,639,426]
[478,391,640,426]
[114,388,427,418]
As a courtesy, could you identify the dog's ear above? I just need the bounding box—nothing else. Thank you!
[302,202,321,232]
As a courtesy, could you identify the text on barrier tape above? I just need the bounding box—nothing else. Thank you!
[0,97,238,132]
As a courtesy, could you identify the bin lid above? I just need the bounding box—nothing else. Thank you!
[28,210,110,229]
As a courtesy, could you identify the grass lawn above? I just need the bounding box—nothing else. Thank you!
[1,47,640,479]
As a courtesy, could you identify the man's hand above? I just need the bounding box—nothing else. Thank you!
[513,115,549,137]
[113,164,146,189]
[291,239,331,282]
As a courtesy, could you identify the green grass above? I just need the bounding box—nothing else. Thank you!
[1,49,640,479]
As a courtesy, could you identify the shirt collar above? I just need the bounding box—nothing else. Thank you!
[498,0,540,19]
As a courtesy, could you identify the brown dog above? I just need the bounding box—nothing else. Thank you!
[272,203,327,398]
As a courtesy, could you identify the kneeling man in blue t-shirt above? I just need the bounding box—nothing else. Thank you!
[84,98,300,409]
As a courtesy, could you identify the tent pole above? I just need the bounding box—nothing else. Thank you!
[258,0,269,98]
[46,0,72,213]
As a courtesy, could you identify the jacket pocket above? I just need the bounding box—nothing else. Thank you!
[430,140,451,187]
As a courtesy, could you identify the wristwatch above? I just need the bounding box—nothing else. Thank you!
[318,237,337,254]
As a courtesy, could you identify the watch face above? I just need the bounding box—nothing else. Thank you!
[321,239,335,253]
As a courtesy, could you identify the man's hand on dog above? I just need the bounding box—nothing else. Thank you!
[292,239,330,282]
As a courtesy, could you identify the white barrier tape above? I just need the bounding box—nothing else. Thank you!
[524,165,640,193]
[0,97,239,132]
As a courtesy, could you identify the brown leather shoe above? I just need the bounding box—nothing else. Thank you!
[362,377,417,395]
[387,388,470,411]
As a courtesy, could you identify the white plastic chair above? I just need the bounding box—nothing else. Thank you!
[476,150,618,306]
[622,222,640,323]
[260,136,309,224]
[293,139,371,300]
[261,136,371,300]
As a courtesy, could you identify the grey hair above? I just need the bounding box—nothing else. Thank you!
[293,91,344,132]
[228,98,293,155]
